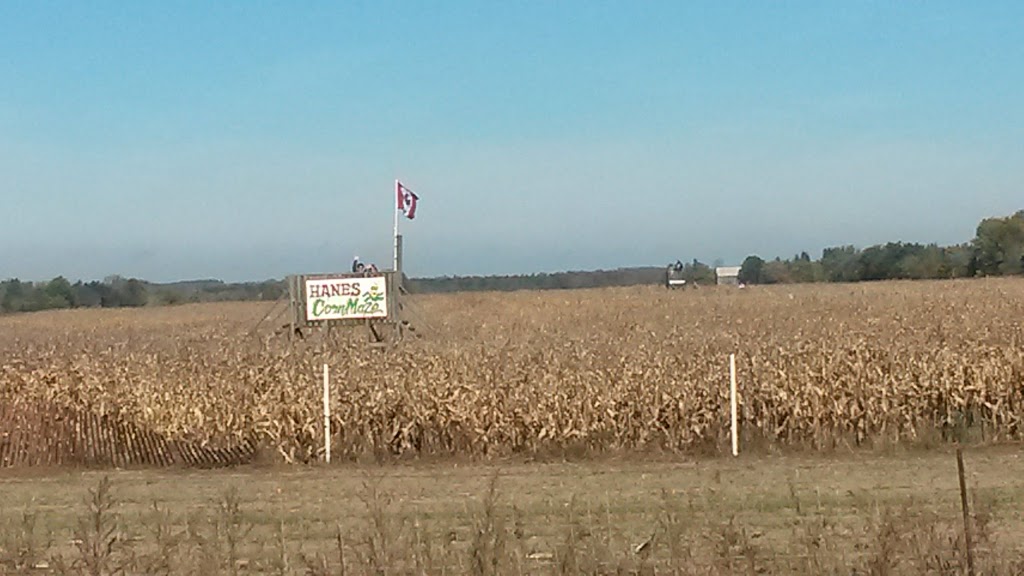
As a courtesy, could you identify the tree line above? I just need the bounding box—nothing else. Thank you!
[0,276,149,313]
[2,209,1022,313]
[0,276,286,314]
[406,267,666,293]
[737,210,1024,285]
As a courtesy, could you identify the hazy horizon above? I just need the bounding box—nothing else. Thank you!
[3,3,1022,284]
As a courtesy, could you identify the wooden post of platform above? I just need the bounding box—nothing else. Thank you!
[287,275,297,342]
[396,234,404,277]
[395,238,405,342]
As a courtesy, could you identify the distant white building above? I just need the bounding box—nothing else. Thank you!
[715,266,742,286]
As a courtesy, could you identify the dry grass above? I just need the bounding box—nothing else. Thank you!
[2,450,1024,574]
[3,278,1024,464]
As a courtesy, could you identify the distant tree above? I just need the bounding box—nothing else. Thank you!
[121,279,149,307]
[738,256,766,284]
[821,246,862,282]
[945,243,976,278]
[858,242,916,281]
[1,279,27,312]
[257,280,285,301]
[73,281,104,307]
[762,258,793,284]
[900,244,950,279]
[788,255,822,283]
[681,259,716,285]
[153,289,183,305]
[973,211,1024,276]
[98,282,122,307]
[43,276,75,308]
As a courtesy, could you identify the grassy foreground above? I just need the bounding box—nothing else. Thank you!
[1,447,1023,575]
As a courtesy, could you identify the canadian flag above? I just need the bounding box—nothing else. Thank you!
[396,181,419,219]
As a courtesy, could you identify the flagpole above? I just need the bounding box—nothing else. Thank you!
[393,179,400,272]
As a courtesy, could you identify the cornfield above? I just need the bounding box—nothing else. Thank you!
[2,278,1023,467]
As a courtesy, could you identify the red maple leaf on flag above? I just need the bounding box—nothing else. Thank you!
[396,181,419,219]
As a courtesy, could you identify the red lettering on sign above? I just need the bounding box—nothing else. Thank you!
[309,281,371,299]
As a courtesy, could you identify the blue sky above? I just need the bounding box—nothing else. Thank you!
[2,2,1022,282]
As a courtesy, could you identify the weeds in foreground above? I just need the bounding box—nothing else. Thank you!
[69,475,127,576]
[0,472,1020,575]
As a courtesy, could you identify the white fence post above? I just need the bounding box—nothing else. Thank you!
[323,363,331,464]
[730,353,738,457]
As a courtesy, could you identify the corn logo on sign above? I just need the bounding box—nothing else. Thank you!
[304,277,388,321]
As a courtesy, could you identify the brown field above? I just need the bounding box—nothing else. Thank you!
[3,278,1024,573]
[3,278,1024,465]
